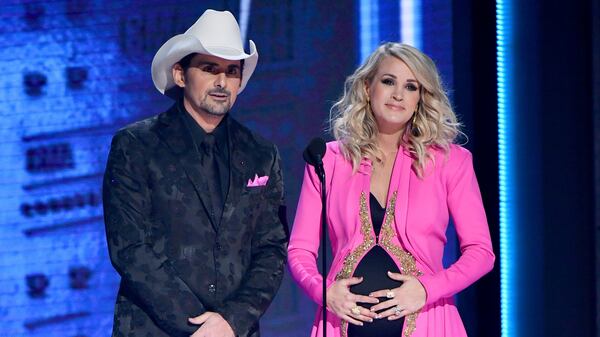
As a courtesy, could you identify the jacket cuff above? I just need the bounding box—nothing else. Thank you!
[217,303,254,337]
[416,273,441,306]
[310,276,335,307]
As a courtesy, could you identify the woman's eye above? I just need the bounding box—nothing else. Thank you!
[381,78,395,86]
[406,84,418,91]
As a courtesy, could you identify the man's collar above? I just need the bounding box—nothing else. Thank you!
[177,100,229,150]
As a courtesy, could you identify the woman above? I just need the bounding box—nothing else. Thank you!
[288,42,495,337]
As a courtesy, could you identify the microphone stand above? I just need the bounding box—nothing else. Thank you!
[315,156,327,337]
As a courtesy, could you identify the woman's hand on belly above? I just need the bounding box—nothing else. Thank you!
[326,276,380,326]
[368,272,426,320]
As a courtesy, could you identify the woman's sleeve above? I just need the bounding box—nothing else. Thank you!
[417,149,495,305]
[287,163,334,306]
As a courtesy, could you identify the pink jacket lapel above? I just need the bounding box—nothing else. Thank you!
[388,149,413,251]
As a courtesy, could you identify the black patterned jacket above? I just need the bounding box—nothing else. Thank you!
[102,104,288,337]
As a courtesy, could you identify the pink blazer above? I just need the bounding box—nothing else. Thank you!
[288,141,495,337]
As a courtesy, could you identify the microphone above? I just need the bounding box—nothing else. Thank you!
[303,137,326,166]
[303,137,326,181]
[302,137,328,337]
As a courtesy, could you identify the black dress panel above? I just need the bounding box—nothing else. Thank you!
[347,193,404,337]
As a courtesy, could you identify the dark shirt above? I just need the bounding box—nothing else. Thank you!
[178,101,230,210]
[348,193,404,337]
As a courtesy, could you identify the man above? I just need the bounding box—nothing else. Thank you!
[102,9,288,337]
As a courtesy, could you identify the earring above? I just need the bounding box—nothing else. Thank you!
[411,111,419,135]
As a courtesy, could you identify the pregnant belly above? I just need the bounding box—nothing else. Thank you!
[347,245,405,337]
[349,245,403,310]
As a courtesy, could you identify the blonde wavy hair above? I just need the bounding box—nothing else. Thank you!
[330,42,462,177]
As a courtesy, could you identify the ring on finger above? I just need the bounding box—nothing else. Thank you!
[386,290,395,299]
[394,305,402,316]
[351,306,361,315]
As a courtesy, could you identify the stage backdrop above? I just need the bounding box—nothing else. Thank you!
[0,1,458,336]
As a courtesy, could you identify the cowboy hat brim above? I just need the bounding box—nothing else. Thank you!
[151,34,258,96]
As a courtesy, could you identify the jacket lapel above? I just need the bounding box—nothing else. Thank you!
[388,148,412,247]
[220,118,249,227]
[155,104,219,231]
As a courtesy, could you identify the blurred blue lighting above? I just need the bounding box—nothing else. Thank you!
[496,1,515,336]
[400,0,422,50]
[359,0,422,63]
[239,0,251,42]
[359,0,379,63]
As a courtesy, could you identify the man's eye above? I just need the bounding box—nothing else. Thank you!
[227,68,239,75]
[202,65,216,73]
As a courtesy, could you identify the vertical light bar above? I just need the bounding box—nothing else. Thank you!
[400,0,422,49]
[497,1,515,336]
[239,0,252,43]
[359,0,379,63]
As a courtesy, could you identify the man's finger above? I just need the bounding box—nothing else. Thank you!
[188,312,212,324]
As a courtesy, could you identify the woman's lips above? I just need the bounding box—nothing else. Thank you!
[385,103,405,111]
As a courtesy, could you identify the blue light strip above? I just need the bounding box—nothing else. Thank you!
[400,0,422,49]
[497,1,515,336]
[359,0,379,63]
[239,0,252,43]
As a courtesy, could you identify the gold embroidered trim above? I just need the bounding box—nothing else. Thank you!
[335,192,375,337]
[379,191,423,337]
[335,191,423,337]
[335,192,375,281]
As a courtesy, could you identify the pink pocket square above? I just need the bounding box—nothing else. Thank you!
[247,174,269,187]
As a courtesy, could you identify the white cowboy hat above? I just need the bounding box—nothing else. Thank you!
[151,9,258,97]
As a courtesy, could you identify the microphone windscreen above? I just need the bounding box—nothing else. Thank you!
[303,137,326,166]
